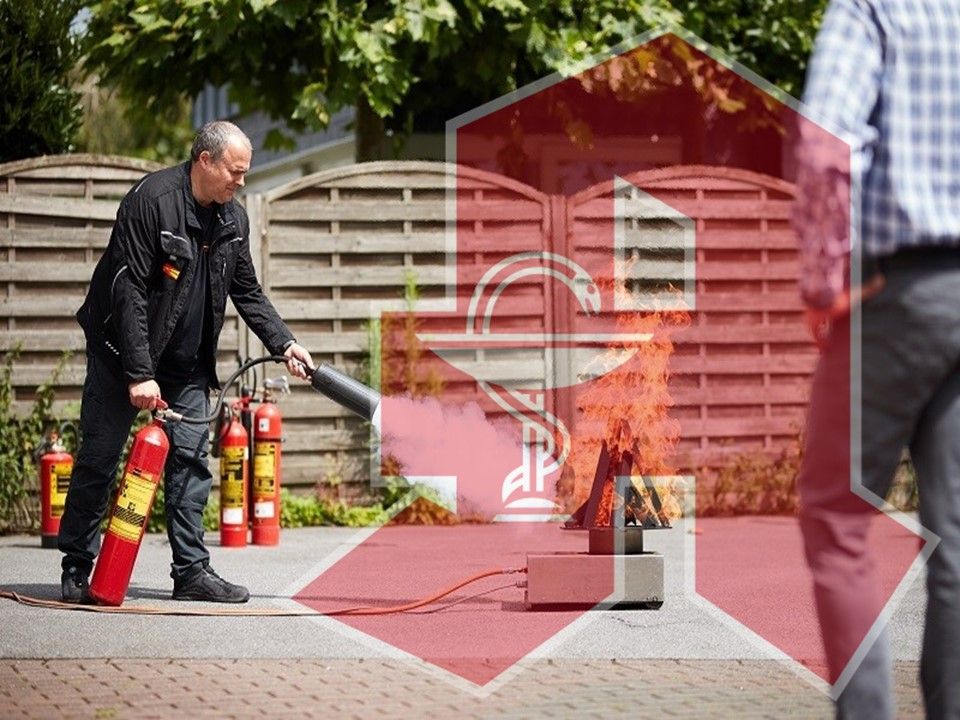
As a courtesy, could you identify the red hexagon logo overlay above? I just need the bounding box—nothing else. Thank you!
[292,29,930,693]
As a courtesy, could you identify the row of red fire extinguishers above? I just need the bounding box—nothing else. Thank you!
[35,356,381,607]
[216,370,288,548]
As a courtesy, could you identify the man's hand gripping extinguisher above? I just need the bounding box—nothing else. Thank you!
[85,355,381,606]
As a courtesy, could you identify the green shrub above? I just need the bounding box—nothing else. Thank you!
[698,444,802,517]
[0,0,83,161]
[379,479,464,523]
[279,489,385,529]
[697,438,920,517]
[144,487,386,533]
[144,483,222,534]
[0,348,74,532]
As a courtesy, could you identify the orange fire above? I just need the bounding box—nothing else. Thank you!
[559,307,688,524]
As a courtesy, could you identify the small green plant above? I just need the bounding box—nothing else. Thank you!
[144,483,222,534]
[144,487,386,533]
[379,478,455,522]
[379,269,444,399]
[0,347,74,532]
[279,489,386,528]
[698,439,803,517]
[697,437,920,516]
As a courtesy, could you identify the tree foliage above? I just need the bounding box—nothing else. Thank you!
[80,0,827,156]
[681,0,828,98]
[74,80,193,164]
[0,0,84,162]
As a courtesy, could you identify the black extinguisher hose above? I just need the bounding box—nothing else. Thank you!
[158,356,381,425]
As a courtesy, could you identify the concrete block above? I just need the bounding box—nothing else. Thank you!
[524,552,664,609]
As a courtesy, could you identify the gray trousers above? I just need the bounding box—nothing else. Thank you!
[58,351,213,581]
[799,249,960,719]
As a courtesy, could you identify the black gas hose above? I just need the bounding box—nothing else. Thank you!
[157,355,381,425]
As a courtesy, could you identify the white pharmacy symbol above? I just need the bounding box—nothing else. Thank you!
[466,252,599,516]
[417,181,692,518]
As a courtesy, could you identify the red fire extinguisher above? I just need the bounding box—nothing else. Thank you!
[252,400,282,545]
[38,431,73,548]
[89,419,170,606]
[219,406,249,547]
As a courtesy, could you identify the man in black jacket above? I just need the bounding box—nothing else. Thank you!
[59,120,313,603]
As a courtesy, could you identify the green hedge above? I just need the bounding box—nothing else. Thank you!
[145,487,386,533]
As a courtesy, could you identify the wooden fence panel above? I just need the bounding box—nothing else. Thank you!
[261,161,552,492]
[3,156,812,497]
[568,166,810,472]
[0,155,244,423]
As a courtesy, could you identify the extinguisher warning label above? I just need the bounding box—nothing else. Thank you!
[49,462,72,518]
[221,446,245,509]
[253,442,278,497]
[108,472,155,543]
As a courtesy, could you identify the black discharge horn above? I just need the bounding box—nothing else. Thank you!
[309,363,381,423]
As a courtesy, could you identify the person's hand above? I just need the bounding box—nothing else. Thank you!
[805,273,886,351]
[283,342,314,380]
[128,379,163,411]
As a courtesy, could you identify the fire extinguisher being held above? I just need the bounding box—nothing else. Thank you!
[89,416,170,606]
[219,405,249,548]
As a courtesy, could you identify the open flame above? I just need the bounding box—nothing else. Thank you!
[558,255,689,523]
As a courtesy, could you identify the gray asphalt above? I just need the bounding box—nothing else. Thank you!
[0,517,925,667]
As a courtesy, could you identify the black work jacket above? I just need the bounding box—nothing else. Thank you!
[77,162,294,388]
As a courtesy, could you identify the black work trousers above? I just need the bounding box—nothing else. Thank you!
[58,351,213,582]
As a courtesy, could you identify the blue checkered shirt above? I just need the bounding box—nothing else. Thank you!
[795,0,960,307]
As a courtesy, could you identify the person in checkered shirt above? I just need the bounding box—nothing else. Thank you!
[795,1,960,718]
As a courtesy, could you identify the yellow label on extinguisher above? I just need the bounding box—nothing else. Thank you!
[48,461,72,518]
[220,445,245,510]
[107,471,156,543]
[253,442,278,498]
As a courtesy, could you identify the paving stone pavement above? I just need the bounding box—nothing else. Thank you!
[1,524,929,718]
[0,658,924,719]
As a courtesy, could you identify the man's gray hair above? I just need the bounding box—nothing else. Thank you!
[190,120,252,162]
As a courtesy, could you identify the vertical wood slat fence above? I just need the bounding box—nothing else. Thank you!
[1,156,811,494]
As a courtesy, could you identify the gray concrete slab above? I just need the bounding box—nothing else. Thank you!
[0,516,926,667]
[0,517,931,718]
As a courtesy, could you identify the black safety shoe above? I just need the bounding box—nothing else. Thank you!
[172,566,250,603]
[61,566,92,604]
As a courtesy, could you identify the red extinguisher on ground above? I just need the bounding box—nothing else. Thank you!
[38,429,74,549]
[252,381,284,545]
[89,418,170,606]
[219,404,249,547]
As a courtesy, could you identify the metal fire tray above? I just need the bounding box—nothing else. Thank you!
[525,420,669,609]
